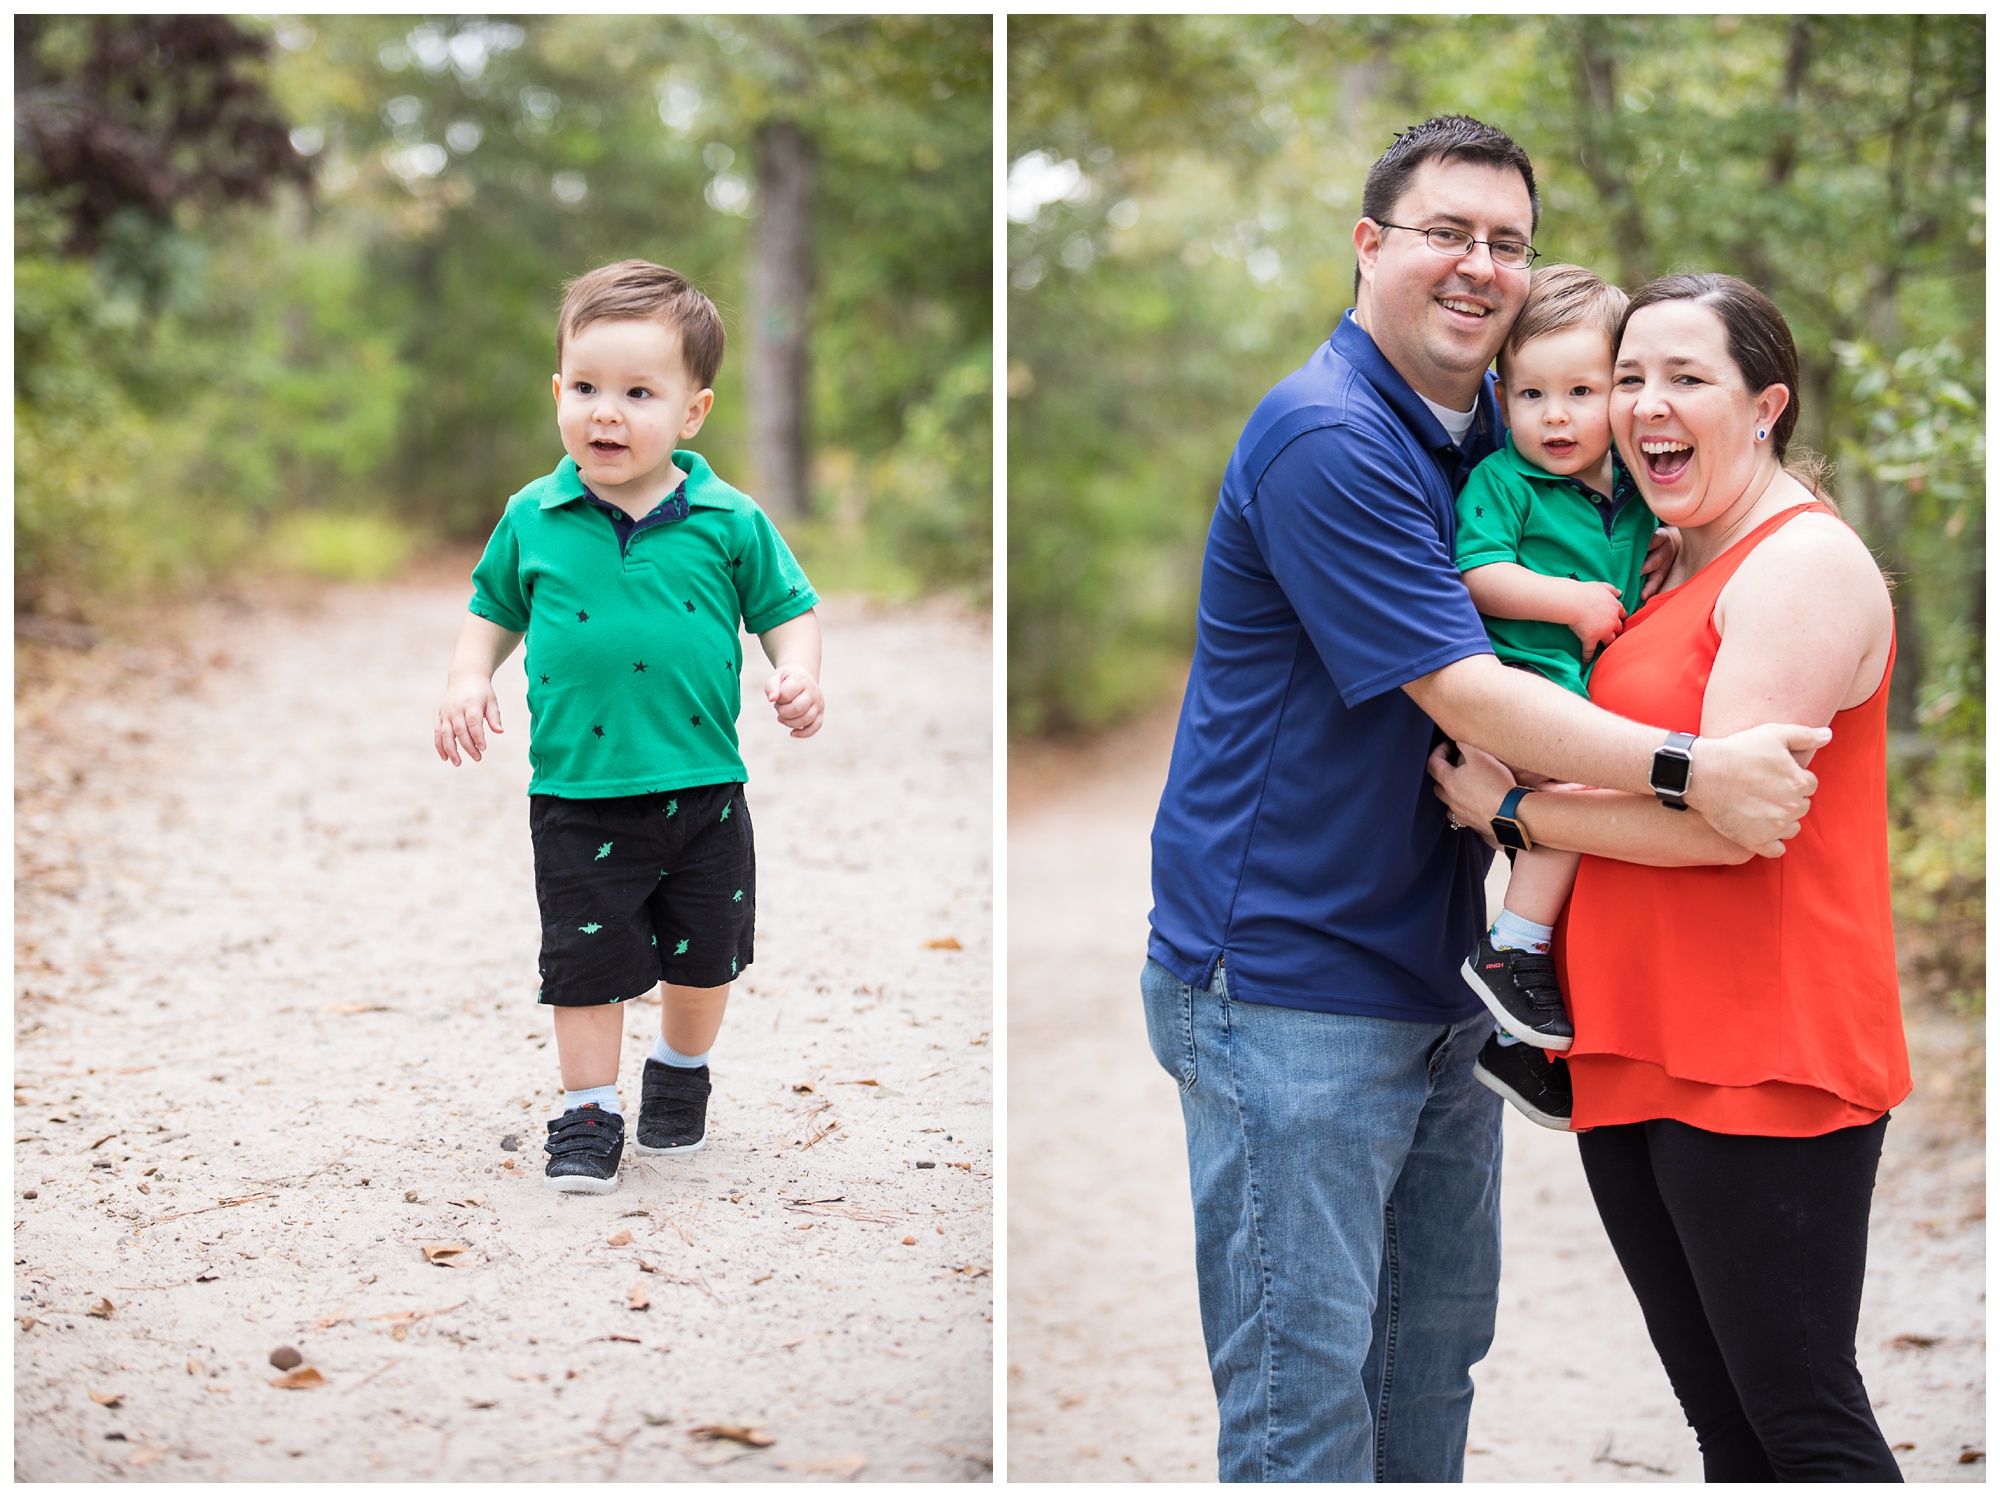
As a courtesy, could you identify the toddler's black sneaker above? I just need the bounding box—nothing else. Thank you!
[1473,1032,1573,1131]
[1461,933,1574,1050]
[543,1104,624,1194]
[635,1060,710,1154]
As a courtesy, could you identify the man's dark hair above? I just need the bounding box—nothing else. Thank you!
[1354,115,1539,295]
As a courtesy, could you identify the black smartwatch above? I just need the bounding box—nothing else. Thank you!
[1491,786,1535,851]
[1650,730,1696,811]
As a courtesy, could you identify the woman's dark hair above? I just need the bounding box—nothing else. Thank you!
[1617,273,1828,491]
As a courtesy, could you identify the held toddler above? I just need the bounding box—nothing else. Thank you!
[434,260,825,1193]
[1450,264,1672,1128]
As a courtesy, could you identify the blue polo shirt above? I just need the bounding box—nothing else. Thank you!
[1148,310,1500,1021]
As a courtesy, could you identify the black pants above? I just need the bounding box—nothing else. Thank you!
[1576,1115,1903,1483]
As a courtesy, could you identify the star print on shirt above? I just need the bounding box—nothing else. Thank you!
[690,715,702,727]
[540,673,550,685]
[592,725,605,738]
[633,661,648,673]
[576,609,590,622]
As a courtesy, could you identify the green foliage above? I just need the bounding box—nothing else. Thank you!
[1889,745,1985,1015]
[1008,15,1985,736]
[16,16,991,615]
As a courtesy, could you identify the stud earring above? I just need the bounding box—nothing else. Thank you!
[1756,428,1768,441]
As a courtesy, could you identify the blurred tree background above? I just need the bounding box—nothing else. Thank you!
[1010,15,1983,1012]
[16,13,992,617]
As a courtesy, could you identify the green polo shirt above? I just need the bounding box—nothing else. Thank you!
[468,450,818,797]
[1454,435,1659,697]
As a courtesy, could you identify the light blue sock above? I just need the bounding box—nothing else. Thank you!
[651,1036,710,1070]
[561,1084,621,1116]
[1491,909,1556,953]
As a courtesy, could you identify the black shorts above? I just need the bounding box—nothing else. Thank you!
[528,783,755,1006]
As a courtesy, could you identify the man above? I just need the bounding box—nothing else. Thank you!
[1142,115,1825,1483]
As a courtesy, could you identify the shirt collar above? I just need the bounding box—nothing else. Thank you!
[537,450,727,510]
[1329,308,1504,466]
[1494,433,1641,509]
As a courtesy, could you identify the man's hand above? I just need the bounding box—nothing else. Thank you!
[1684,721,1832,856]
[436,674,503,765]
[765,665,824,738]
[1567,580,1627,663]
[1639,526,1681,601]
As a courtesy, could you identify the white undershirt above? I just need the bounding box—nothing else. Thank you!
[1418,390,1478,445]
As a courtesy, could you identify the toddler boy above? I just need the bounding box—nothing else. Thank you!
[435,260,824,1193]
[1451,264,1667,1129]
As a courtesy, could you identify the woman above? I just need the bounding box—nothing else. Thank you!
[1429,273,1908,1481]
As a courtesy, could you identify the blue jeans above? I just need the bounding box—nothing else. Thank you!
[1141,957,1503,1482]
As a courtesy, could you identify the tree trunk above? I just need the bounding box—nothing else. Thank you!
[747,118,814,519]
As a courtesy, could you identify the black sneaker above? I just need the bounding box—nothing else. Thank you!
[543,1104,624,1194]
[1473,1033,1573,1131]
[635,1060,710,1155]
[1461,933,1574,1051]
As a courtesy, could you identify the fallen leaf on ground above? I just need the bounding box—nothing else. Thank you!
[311,1306,352,1330]
[790,1081,815,1093]
[449,1193,486,1208]
[750,1273,773,1284]
[323,1003,390,1014]
[193,1268,219,1283]
[89,1389,124,1407]
[899,1235,916,1245]
[467,1398,498,1409]
[837,1078,879,1086]
[603,1334,641,1344]
[692,1423,775,1448]
[607,1229,633,1246]
[185,1357,203,1376]
[922,936,962,950]
[1892,1442,1917,1451]
[952,1264,991,1278]
[1891,1332,1942,1349]
[629,1282,650,1311]
[1960,1451,1985,1465]
[268,1345,303,1371]
[420,1242,467,1265]
[270,1367,325,1390]
[781,1454,866,1477]
[87,1297,115,1319]
[19,1317,37,1331]
[90,1132,118,1149]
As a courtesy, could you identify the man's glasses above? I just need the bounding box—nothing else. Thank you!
[1371,220,1539,270]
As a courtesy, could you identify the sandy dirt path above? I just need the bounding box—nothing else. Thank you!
[15,581,992,1482]
[1007,697,1983,1482]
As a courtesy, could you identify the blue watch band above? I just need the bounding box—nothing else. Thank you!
[1492,785,1534,852]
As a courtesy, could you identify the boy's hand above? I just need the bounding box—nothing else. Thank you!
[1640,526,1681,600]
[764,665,824,739]
[435,675,504,765]
[1568,580,1628,663]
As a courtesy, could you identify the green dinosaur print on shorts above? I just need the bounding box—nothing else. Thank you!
[665,798,678,817]
[673,938,690,956]
[579,922,603,934]
[720,803,731,821]
[732,889,744,903]
[595,841,613,861]
[731,956,738,977]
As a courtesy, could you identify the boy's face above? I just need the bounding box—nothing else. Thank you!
[1496,325,1615,478]
[552,318,713,499]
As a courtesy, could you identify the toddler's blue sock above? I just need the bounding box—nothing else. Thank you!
[651,1036,710,1070]
[1490,909,1555,953]
[562,1084,621,1116]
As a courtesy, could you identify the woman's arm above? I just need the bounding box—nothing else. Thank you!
[1427,506,1891,866]
[1428,742,1754,866]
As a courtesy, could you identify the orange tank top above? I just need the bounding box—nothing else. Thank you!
[1558,502,1910,1136]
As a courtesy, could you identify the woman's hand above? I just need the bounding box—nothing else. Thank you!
[1426,739,1520,847]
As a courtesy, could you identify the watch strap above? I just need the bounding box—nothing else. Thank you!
[1492,785,1534,852]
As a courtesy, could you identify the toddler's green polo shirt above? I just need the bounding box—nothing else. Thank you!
[468,450,818,797]
[1453,435,1659,697]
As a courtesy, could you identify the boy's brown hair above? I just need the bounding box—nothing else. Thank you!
[556,259,725,389]
[1499,263,1627,369]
